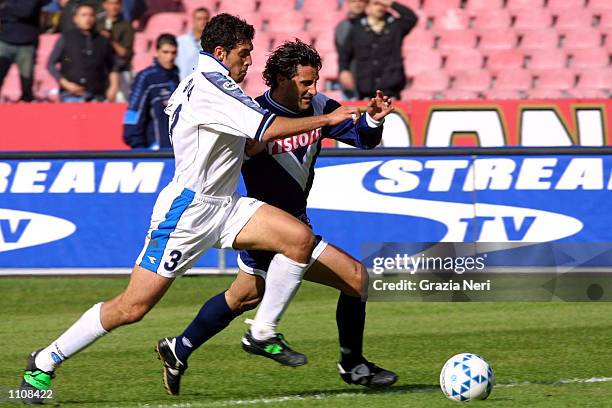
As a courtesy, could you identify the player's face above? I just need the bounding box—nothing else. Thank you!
[279,64,319,112]
[74,6,96,31]
[157,44,177,69]
[220,41,253,84]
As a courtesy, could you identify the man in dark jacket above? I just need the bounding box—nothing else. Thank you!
[123,34,179,149]
[334,0,366,99]
[0,0,51,101]
[47,2,117,101]
[338,0,417,99]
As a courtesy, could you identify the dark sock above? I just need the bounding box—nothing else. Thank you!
[336,291,367,369]
[174,291,241,363]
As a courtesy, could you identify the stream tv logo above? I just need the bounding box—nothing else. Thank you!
[0,209,76,253]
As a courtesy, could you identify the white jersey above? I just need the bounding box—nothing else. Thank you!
[165,52,277,196]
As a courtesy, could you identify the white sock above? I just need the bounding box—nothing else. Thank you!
[250,253,308,341]
[35,302,108,372]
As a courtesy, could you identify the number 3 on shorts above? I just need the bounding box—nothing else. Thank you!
[164,250,183,271]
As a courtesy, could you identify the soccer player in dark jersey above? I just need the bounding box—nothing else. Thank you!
[156,40,396,394]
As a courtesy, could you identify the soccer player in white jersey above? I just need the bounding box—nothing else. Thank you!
[155,40,397,395]
[19,14,359,404]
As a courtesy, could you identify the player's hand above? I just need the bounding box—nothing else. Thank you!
[326,105,361,126]
[245,138,266,157]
[60,78,85,96]
[366,90,394,122]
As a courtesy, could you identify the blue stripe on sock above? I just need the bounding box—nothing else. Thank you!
[140,188,195,272]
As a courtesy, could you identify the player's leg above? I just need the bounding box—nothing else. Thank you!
[156,271,264,395]
[21,265,174,403]
[304,244,398,388]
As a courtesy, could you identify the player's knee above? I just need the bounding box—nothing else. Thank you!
[344,262,369,300]
[286,228,315,262]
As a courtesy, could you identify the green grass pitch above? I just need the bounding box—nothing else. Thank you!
[1,276,612,407]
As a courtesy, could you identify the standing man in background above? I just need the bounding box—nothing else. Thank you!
[0,0,51,101]
[338,0,417,99]
[334,0,366,100]
[123,33,179,149]
[176,7,209,80]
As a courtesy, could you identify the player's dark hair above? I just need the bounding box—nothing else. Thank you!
[263,40,322,90]
[156,33,177,49]
[200,13,254,53]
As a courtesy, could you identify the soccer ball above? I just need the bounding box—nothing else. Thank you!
[440,353,494,402]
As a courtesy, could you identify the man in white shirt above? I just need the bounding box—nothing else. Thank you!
[19,13,359,404]
[176,7,209,80]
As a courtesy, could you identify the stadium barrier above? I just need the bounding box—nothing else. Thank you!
[1,99,610,151]
[1,147,612,275]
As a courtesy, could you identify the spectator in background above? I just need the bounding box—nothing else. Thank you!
[338,0,417,99]
[59,0,102,33]
[48,3,117,101]
[121,0,145,22]
[176,7,209,80]
[334,0,367,100]
[0,0,51,101]
[123,33,179,150]
[96,0,134,100]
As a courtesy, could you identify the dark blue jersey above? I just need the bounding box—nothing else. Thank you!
[123,59,179,149]
[242,90,383,218]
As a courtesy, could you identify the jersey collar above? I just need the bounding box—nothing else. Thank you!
[264,90,300,115]
[197,51,230,76]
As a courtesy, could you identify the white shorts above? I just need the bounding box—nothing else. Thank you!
[237,239,329,279]
[136,181,265,278]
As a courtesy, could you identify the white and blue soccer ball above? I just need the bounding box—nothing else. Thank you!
[440,353,494,402]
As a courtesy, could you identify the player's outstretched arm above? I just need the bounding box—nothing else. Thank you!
[261,105,360,143]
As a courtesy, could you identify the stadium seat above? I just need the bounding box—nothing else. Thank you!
[453,70,492,92]
[431,9,470,31]
[258,0,296,14]
[444,49,484,74]
[402,29,435,51]
[512,9,554,30]
[577,68,612,90]
[528,89,565,99]
[534,69,576,90]
[265,11,306,34]
[493,70,532,91]
[145,12,187,36]
[319,52,338,81]
[400,89,435,100]
[410,71,450,92]
[561,29,602,51]
[554,9,594,30]
[569,48,610,69]
[443,89,480,100]
[422,0,461,14]
[519,29,559,51]
[404,48,442,76]
[482,89,523,99]
[303,9,345,31]
[569,88,609,98]
[394,0,422,9]
[472,10,512,31]
[133,33,151,54]
[547,0,587,10]
[526,49,567,72]
[310,30,335,55]
[217,0,257,14]
[486,49,525,74]
[589,0,612,11]
[437,30,477,51]
[132,52,155,72]
[465,0,503,11]
[0,66,20,101]
[506,0,545,11]
[597,10,612,29]
[303,0,343,11]
[478,30,518,52]
[38,33,59,57]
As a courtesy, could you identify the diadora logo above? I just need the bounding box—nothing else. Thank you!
[267,128,321,155]
[0,209,76,252]
[308,160,588,242]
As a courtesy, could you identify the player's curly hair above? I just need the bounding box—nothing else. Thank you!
[263,40,322,90]
[200,13,254,53]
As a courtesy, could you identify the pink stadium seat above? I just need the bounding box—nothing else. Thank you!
[258,0,296,14]
[431,9,470,31]
[577,68,612,89]
[547,0,586,10]
[506,0,544,11]
[472,10,512,31]
[437,30,477,51]
[395,0,421,9]
[133,33,151,54]
[528,89,565,99]
[589,0,612,11]
[402,29,435,51]
[555,9,593,30]
[270,32,309,50]
[443,89,480,100]
[561,29,602,50]
[410,71,450,92]
[310,30,335,55]
[217,0,256,14]
[493,70,532,91]
[483,89,523,99]
[478,30,518,52]
[303,10,345,30]
[444,49,484,74]
[422,0,461,14]
[453,70,492,92]
[319,52,338,81]
[465,0,503,11]
[145,12,187,36]
[400,89,435,100]
[486,49,525,74]
[404,49,442,76]
[598,10,612,29]
[569,48,610,69]
[38,34,59,57]
[569,88,609,98]
[527,49,567,71]
[132,52,155,72]
[519,29,559,51]
[265,11,306,34]
[534,69,576,90]
[512,9,554,30]
[1,66,20,101]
